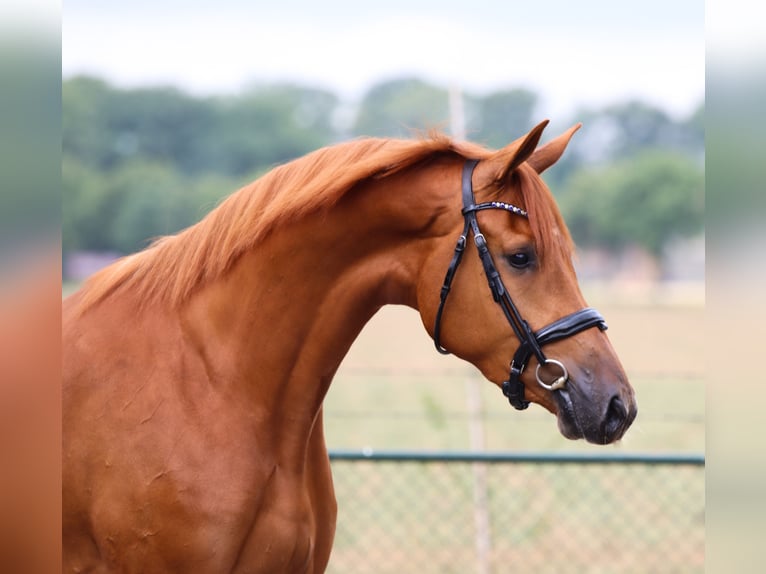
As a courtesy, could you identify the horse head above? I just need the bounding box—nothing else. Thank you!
[419,121,637,445]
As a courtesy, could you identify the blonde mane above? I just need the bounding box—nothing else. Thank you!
[76,135,491,311]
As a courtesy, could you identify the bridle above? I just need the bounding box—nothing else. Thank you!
[433,159,608,410]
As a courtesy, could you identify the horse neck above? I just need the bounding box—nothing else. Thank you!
[179,162,457,446]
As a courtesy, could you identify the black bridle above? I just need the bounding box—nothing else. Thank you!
[433,159,608,410]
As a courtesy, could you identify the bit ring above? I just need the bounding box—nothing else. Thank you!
[535,359,568,391]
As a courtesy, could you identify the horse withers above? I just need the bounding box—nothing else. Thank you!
[63,121,636,573]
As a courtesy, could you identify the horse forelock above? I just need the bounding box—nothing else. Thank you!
[75,134,492,312]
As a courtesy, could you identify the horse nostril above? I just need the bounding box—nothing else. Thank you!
[602,395,628,443]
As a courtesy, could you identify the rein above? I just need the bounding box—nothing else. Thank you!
[433,159,608,410]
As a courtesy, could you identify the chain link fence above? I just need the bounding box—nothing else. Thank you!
[326,451,704,574]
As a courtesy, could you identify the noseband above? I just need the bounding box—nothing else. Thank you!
[433,159,608,410]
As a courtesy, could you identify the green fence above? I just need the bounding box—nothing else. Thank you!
[327,451,705,574]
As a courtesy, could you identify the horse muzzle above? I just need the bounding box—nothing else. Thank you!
[553,378,637,444]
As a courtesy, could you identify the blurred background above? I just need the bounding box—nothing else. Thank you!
[57,1,709,572]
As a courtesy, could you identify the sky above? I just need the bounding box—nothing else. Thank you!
[62,0,704,120]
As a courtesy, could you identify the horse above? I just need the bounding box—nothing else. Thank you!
[62,120,637,573]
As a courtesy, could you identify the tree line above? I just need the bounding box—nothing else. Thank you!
[63,75,704,262]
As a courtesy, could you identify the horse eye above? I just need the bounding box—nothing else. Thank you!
[506,252,531,269]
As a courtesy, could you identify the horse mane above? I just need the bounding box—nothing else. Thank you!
[76,135,486,310]
[75,134,571,312]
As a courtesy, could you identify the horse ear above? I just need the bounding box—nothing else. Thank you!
[474,120,549,189]
[527,123,582,174]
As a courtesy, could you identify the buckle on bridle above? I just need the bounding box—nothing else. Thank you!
[502,361,530,410]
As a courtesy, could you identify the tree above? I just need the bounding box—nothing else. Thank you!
[558,151,704,257]
[470,88,538,148]
[352,78,449,137]
[63,76,216,173]
[549,100,706,187]
[62,76,114,170]
[62,156,107,252]
[63,77,340,177]
[209,84,339,176]
[105,161,197,254]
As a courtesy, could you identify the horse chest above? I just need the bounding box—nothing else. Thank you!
[67,457,328,573]
[66,403,333,573]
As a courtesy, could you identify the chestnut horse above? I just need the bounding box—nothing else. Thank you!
[63,121,636,573]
